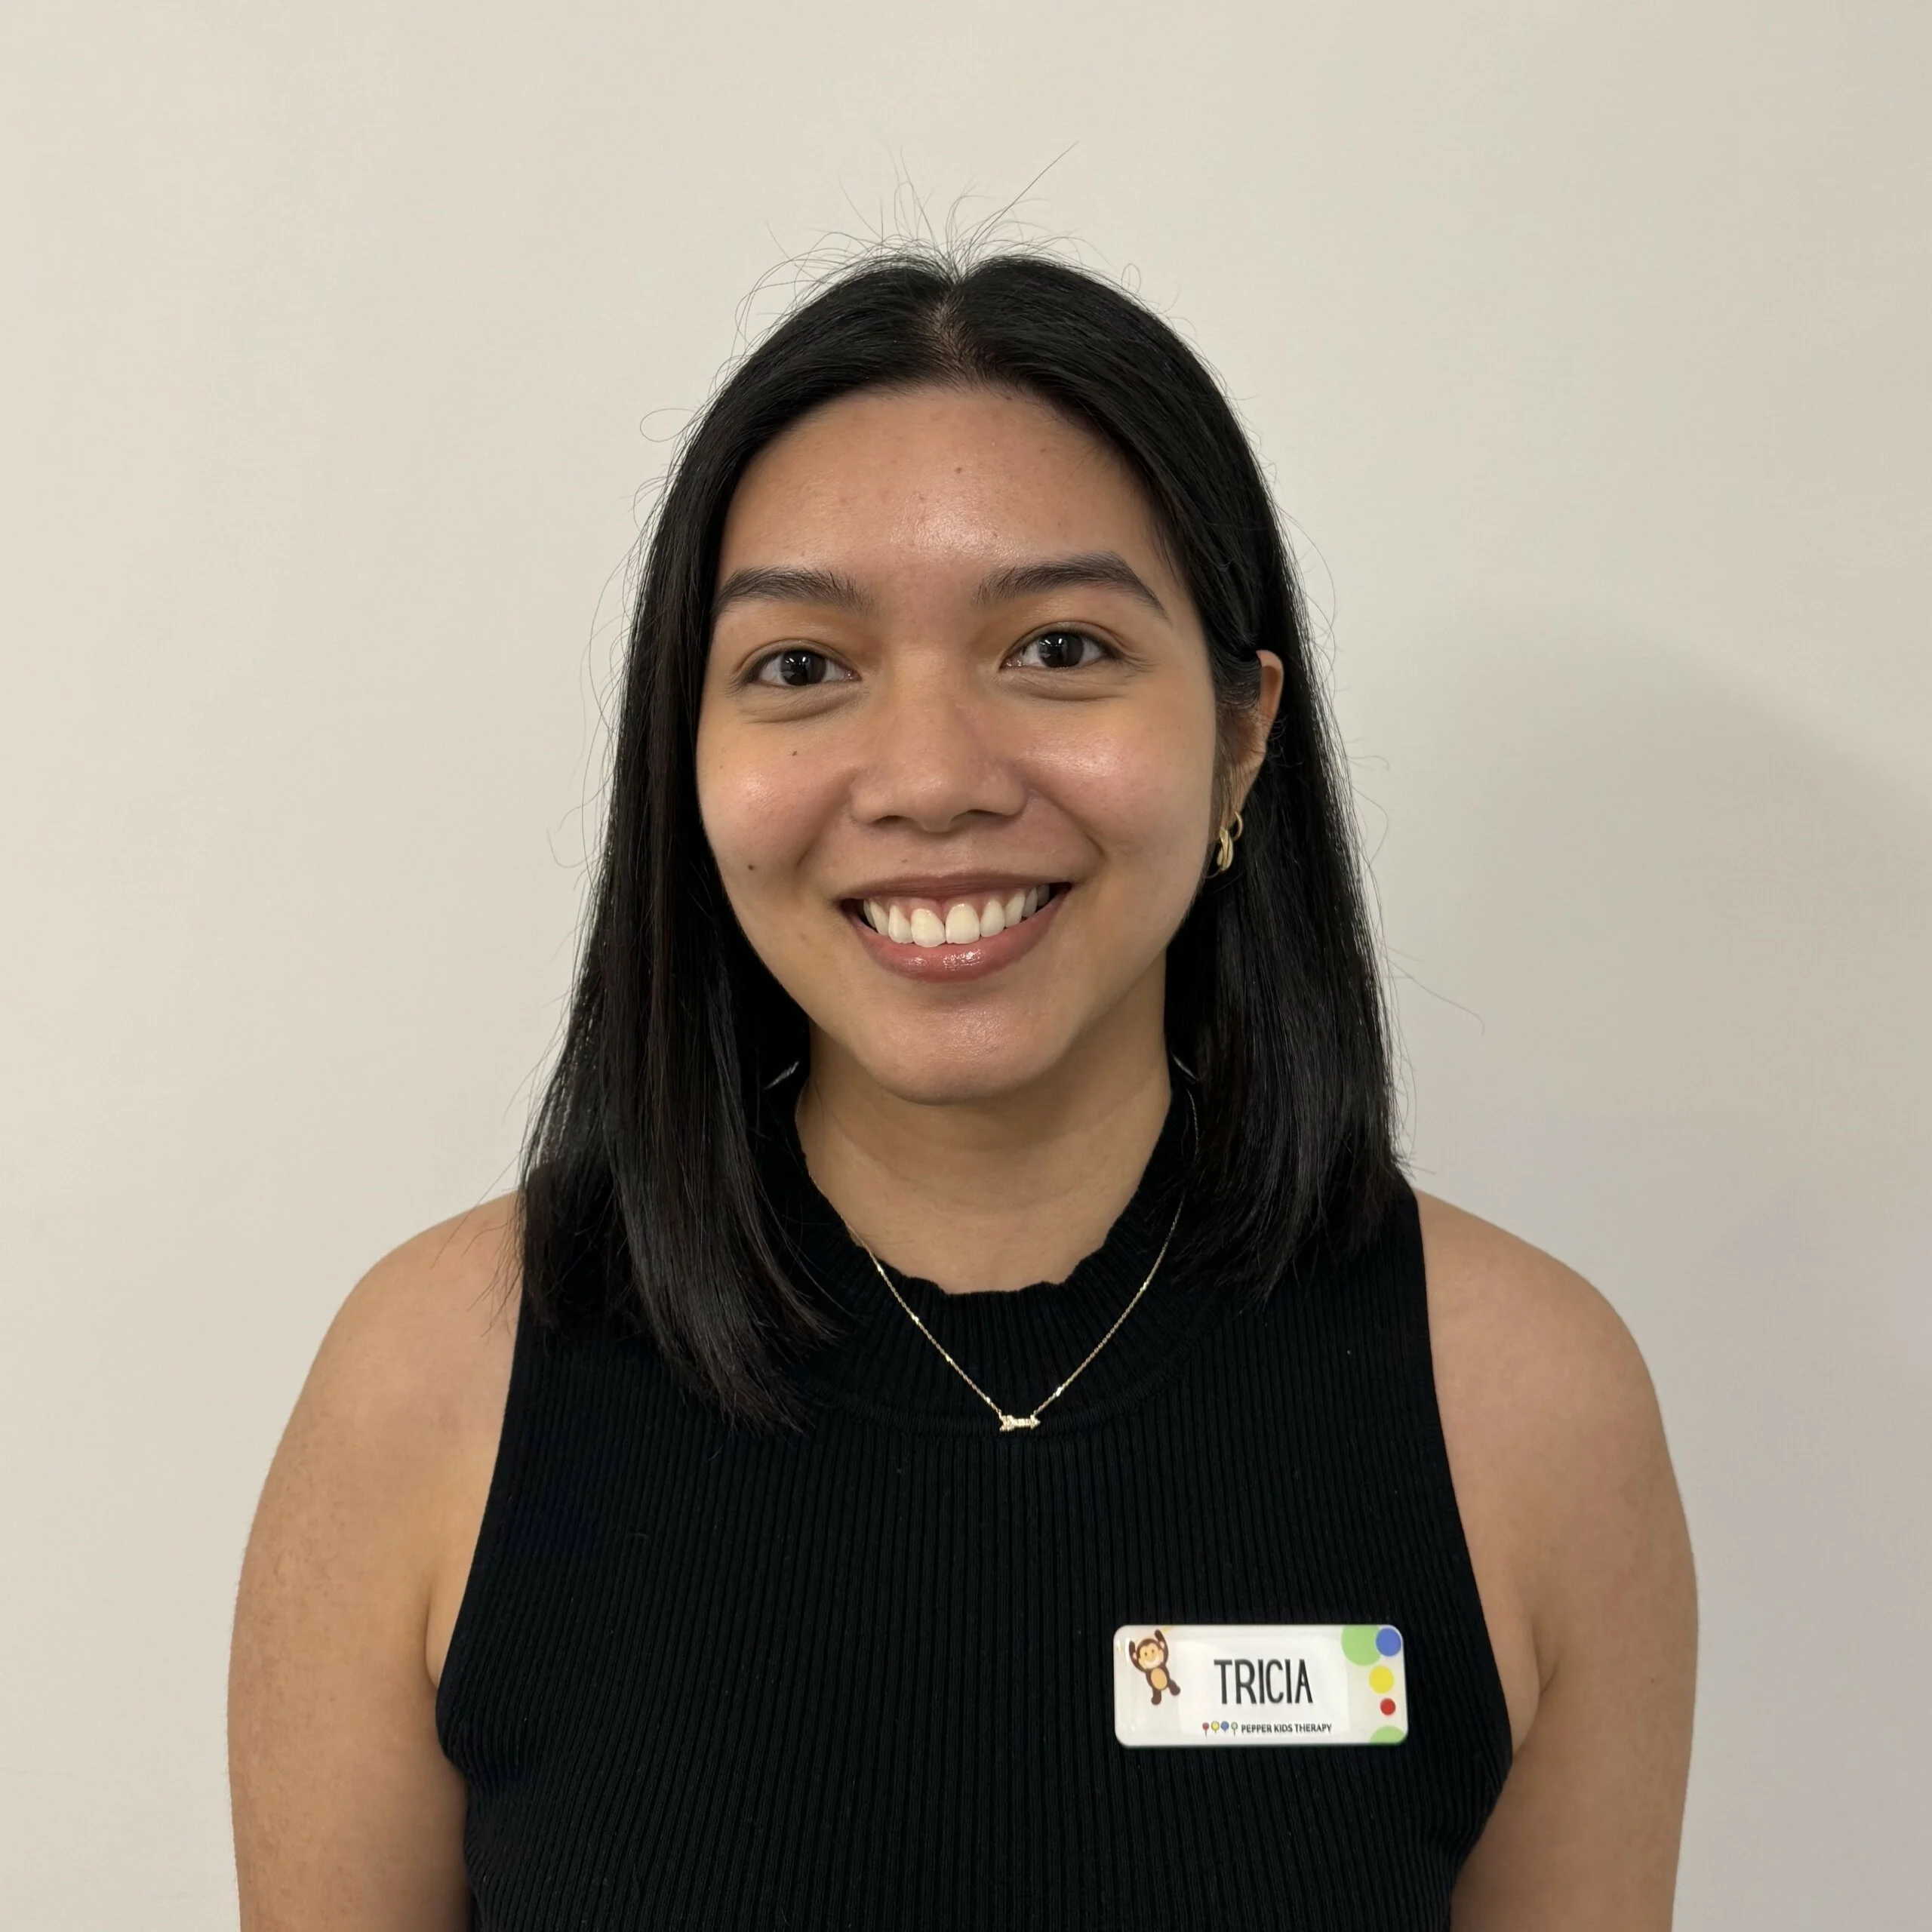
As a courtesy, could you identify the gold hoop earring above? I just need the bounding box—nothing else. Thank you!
[1211,811,1244,876]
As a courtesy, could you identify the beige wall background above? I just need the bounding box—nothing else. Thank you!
[5,2,1927,1923]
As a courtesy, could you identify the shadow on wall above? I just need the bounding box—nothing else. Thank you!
[1347,619,1930,1930]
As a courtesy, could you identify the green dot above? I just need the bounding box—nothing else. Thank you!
[1341,1625,1381,1666]
[1370,1725,1406,1745]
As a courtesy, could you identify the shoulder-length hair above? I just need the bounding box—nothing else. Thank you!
[518,248,1399,1424]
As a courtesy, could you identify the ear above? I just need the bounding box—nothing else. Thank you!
[1223,651,1285,820]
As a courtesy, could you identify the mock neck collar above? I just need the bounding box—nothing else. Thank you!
[756,1077,1222,1435]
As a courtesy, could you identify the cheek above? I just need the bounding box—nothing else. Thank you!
[694,721,842,909]
[1042,704,1217,885]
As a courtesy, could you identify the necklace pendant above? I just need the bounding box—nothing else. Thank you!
[997,1414,1040,1432]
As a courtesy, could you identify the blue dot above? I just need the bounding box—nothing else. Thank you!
[1376,1626,1402,1657]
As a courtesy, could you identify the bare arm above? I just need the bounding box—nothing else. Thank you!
[1422,1195,1697,1930]
[229,1201,517,1930]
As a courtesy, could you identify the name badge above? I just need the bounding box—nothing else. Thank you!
[1113,1623,1408,1746]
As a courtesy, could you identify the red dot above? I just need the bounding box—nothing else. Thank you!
[1380,1697,1397,1715]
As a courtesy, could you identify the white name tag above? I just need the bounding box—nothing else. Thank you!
[1113,1623,1408,1746]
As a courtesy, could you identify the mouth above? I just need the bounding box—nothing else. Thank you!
[840,881,1069,982]
[854,882,1063,947]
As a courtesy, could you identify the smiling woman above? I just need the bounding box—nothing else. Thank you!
[229,251,1695,1931]
[518,259,1399,1401]
[700,382,1277,1170]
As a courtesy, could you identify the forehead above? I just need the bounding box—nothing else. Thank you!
[717,384,1172,587]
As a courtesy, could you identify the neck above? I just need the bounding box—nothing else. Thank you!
[795,1020,1171,1296]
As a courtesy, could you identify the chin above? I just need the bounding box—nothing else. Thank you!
[828,1023,1072,1110]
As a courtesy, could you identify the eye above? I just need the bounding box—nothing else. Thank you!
[1009,628,1112,671]
[749,647,854,688]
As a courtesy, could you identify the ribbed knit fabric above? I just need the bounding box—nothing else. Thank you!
[437,1089,1512,1929]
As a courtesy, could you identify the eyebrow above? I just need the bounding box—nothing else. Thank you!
[711,551,1168,624]
[712,565,873,621]
[973,552,1168,618]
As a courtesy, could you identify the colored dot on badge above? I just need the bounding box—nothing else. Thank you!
[1340,1625,1381,1666]
[1376,1626,1402,1657]
[1368,1665,1394,1694]
[1380,1697,1397,1716]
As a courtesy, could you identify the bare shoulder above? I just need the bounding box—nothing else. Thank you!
[1416,1192,1662,1484]
[303,1195,521,1676]
[1415,1194,1696,1929]
[230,1198,522,1930]
[1414,1195,1687,1745]
[233,1194,521,1711]
[309,1195,521,1458]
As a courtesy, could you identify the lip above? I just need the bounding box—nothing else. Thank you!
[844,884,1066,983]
[839,873,1062,903]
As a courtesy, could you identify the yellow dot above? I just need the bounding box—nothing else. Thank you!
[1368,1665,1394,1694]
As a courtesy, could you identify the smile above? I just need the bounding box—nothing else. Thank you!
[841,881,1069,983]
[855,884,1061,948]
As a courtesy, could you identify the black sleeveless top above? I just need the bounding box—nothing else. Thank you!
[438,1091,1512,1929]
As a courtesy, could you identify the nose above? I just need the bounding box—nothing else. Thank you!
[846,656,1028,833]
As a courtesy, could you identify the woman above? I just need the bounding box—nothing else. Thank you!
[230,249,1696,1929]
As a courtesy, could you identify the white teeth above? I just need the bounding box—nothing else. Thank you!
[864,886,1059,947]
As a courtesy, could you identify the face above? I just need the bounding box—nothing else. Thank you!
[696,383,1281,1109]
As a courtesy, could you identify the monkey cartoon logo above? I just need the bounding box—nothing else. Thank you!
[1127,1629,1180,1705]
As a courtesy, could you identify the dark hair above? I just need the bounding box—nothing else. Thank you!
[518,247,1399,1424]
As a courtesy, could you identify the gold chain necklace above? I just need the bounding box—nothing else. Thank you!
[859,1183,1187,1434]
